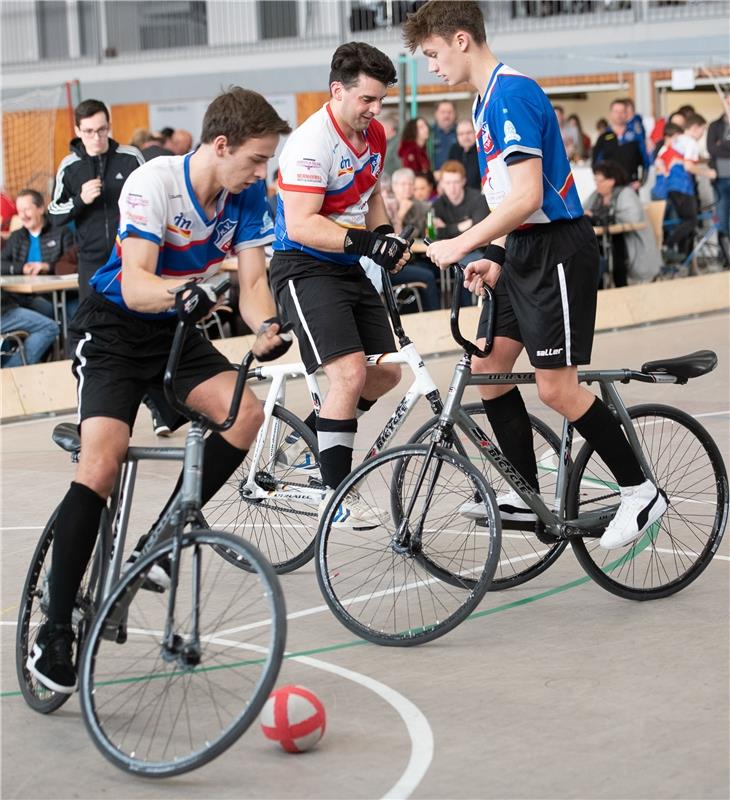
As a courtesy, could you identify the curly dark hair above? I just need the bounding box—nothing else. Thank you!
[329,42,397,89]
[402,1,486,53]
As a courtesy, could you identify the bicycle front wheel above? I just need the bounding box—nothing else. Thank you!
[567,404,728,599]
[202,405,320,573]
[316,444,501,646]
[409,403,567,589]
[79,530,286,777]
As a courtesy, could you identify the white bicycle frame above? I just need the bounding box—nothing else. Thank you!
[241,340,442,505]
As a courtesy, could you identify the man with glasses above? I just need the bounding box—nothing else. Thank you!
[49,99,144,301]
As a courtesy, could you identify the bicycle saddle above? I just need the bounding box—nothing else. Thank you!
[52,422,80,454]
[641,350,717,380]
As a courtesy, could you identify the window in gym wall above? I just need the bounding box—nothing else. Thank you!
[258,0,298,40]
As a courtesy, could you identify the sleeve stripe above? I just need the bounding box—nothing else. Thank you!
[120,226,162,245]
[233,234,275,252]
[117,145,145,167]
[278,180,326,195]
[47,153,81,214]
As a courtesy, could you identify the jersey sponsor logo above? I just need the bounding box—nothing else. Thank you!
[168,193,182,200]
[504,120,521,143]
[338,155,354,177]
[369,152,382,178]
[536,347,563,357]
[260,209,273,235]
[296,157,321,171]
[481,122,494,154]
[173,212,192,230]
[126,193,149,208]
[129,211,148,225]
[166,223,191,238]
[296,172,325,183]
[214,218,237,252]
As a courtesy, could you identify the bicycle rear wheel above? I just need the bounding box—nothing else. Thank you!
[79,530,286,777]
[567,404,728,599]
[202,405,320,573]
[316,444,501,646]
[408,403,567,589]
[16,507,102,714]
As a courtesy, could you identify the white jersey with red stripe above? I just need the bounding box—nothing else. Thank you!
[273,103,386,266]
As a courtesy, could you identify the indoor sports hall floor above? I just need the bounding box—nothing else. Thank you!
[2,312,728,800]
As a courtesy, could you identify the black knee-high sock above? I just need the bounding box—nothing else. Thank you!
[482,388,539,491]
[317,417,357,490]
[48,482,106,626]
[302,396,374,436]
[572,398,645,487]
[149,432,248,530]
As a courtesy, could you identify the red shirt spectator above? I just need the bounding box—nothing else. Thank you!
[1,190,16,233]
[398,117,431,173]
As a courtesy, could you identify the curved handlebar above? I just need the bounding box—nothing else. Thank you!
[422,238,494,359]
[379,225,415,344]
[163,275,254,432]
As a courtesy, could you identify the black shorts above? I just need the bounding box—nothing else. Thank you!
[271,253,396,374]
[477,216,600,368]
[70,293,234,427]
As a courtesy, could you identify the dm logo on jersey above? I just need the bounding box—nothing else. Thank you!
[481,122,494,154]
[504,120,521,143]
[369,152,382,178]
[214,218,237,252]
[167,211,193,238]
[338,155,354,177]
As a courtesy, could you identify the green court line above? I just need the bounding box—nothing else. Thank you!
[1,523,658,699]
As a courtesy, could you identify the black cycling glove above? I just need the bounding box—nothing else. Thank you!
[256,316,295,362]
[175,281,217,324]
[343,227,410,271]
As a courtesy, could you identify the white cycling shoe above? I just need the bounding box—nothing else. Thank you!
[460,489,538,523]
[319,489,386,529]
[599,480,668,549]
[275,437,319,475]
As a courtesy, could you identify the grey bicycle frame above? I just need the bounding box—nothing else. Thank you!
[435,354,678,537]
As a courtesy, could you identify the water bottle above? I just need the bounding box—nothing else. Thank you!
[426,209,436,240]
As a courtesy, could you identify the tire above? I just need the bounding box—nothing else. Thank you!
[79,530,286,778]
[409,403,568,589]
[16,507,103,714]
[567,404,728,600]
[316,444,501,646]
[202,405,321,573]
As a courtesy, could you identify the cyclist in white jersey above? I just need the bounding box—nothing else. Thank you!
[403,1,666,550]
[270,42,412,527]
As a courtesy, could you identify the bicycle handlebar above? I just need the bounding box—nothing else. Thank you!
[163,275,255,432]
[423,238,494,359]
[379,225,415,343]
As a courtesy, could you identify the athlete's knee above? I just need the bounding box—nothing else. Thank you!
[536,378,575,414]
[375,363,401,391]
[76,453,121,498]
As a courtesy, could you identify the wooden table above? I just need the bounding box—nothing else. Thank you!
[0,274,79,351]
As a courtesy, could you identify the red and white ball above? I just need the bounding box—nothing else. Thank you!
[260,685,326,753]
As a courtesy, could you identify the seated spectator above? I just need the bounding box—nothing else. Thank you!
[431,100,457,171]
[1,291,58,368]
[398,117,431,173]
[432,160,489,305]
[1,189,78,318]
[387,168,440,311]
[585,160,661,285]
[413,171,437,203]
[447,119,481,190]
[593,99,648,189]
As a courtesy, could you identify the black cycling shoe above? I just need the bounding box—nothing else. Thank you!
[27,622,76,694]
[123,534,171,592]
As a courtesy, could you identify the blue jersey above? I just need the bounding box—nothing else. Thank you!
[90,154,274,319]
[472,64,583,226]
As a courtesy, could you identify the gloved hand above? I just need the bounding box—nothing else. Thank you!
[174,281,218,324]
[255,316,295,362]
[343,226,411,271]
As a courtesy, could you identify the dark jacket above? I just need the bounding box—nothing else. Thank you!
[432,188,489,239]
[48,137,143,296]
[447,142,481,191]
[707,115,730,172]
[1,219,74,275]
[592,130,645,184]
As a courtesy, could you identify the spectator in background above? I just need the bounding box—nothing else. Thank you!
[567,113,591,161]
[48,99,144,300]
[448,119,481,190]
[650,104,695,151]
[170,129,194,155]
[618,97,650,172]
[159,127,175,150]
[431,100,457,170]
[2,189,78,319]
[379,111,401,177]
[398,117,431,172]
[413,170,437,203]
[592,99,647,189]
[431,160,489,306]
[0,292,58,368]
[707,92,730,267]
[130,128,173,161]
[1,190,17,234]
[595,117,609,138]
[554,104,580,160]
[584,160,661,286]
[387,168,440,311]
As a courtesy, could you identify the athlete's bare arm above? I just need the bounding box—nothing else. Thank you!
[427,158,543,269]
[364,182,391,230]
[120,236,194,313]
[281,189,355,252]
[237,245,276,330]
